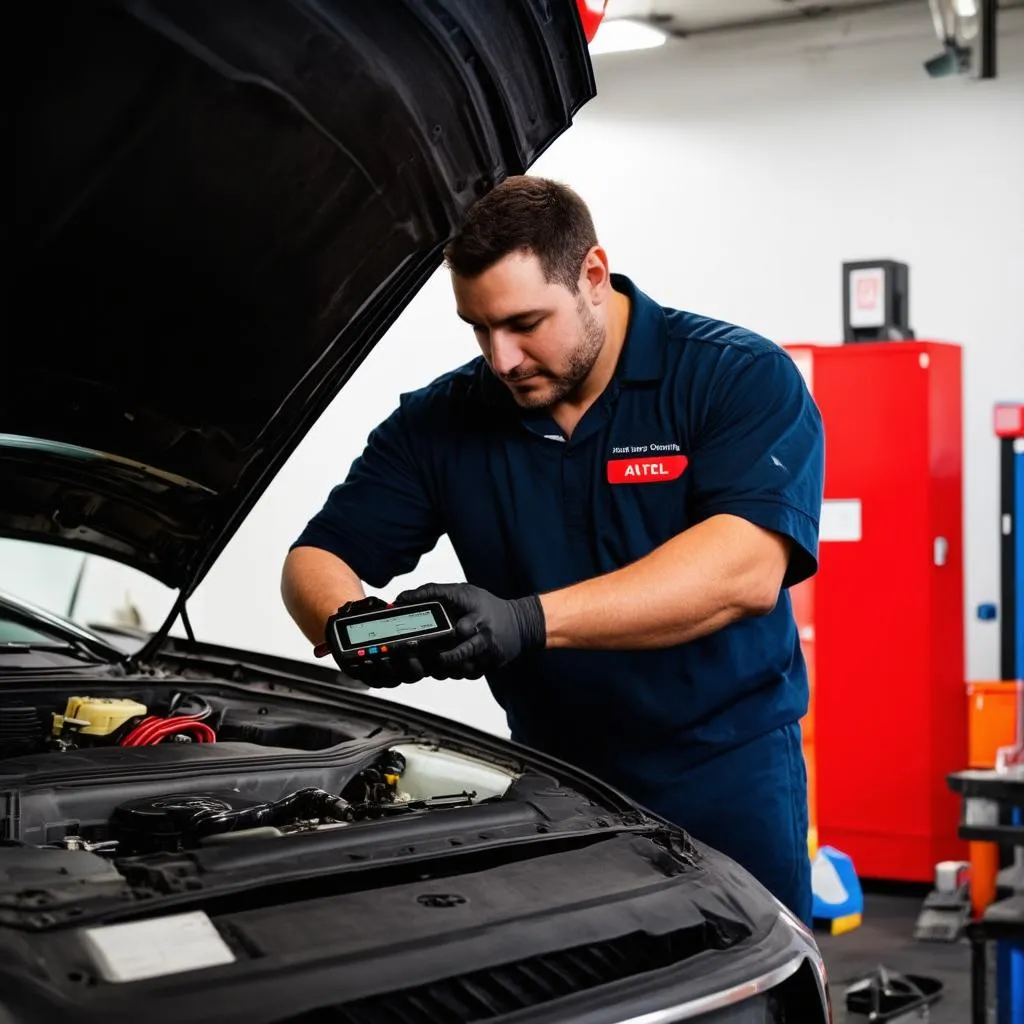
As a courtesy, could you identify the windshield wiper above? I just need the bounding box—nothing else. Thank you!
[0,588,125,663]
[1,641,76,651]
[0,639,102,664]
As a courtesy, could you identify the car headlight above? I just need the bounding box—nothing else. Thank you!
[770,896,834,1024]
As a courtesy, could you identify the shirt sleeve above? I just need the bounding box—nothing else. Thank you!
[289,395,443,589]
[686,348,824,588]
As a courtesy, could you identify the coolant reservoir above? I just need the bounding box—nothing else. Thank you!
[391,744,518,803]
[52,697,148,737]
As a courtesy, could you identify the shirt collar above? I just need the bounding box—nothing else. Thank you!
[611,273,668,385]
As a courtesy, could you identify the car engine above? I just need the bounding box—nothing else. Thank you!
[0,686,519,859]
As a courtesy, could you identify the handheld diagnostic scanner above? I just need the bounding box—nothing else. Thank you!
[323,600,458,671]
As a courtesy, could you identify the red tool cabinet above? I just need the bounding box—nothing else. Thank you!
[784,340,967,883]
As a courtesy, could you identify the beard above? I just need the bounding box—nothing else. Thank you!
[502,297,606,410]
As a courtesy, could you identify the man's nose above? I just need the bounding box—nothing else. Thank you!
[489,331,525,377]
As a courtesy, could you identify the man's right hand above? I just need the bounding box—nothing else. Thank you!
[327,597,434,688]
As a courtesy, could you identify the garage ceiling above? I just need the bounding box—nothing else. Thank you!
[602,0,1020,36]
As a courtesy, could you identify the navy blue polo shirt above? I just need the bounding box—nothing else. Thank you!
[293,274,825,801]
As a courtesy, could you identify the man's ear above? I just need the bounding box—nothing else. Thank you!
[580,246,611,303]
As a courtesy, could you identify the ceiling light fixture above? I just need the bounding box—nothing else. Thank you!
[588,18,668,56]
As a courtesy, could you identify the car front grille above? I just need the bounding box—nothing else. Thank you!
[293,920,746,1024]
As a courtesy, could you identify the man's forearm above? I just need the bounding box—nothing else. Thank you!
[539,514,790,650]
[281,546,366,645]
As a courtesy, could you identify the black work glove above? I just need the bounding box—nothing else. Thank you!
[328,597,437,688]
[394,583,546,680]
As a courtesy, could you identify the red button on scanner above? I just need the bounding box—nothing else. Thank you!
[357,649,366,657]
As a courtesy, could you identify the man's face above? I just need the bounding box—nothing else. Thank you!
[452,250,605,410]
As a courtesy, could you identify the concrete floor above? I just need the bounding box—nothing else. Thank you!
[816,892,972,1023]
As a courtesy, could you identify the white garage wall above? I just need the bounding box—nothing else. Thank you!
[13,4,1022,737]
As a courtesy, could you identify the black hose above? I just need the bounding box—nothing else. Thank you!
[167,691,212,720]
[187,788,352,839]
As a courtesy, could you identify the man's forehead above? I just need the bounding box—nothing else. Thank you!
[453,256,565,324]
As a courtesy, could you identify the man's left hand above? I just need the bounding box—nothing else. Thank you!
[395,583,546,679]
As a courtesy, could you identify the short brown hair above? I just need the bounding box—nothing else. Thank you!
[443,176,598,292]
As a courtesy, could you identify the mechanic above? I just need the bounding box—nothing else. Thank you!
[281,176,825,925]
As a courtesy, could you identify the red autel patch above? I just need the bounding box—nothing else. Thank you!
[607,455,688,484]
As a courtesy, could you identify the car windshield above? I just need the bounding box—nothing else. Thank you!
[0,538,178,645]
[0,617,60,645]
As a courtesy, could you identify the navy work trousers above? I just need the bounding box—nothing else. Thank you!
[641,722,813,926]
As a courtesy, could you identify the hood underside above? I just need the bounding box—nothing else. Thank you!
[7,0,595,592]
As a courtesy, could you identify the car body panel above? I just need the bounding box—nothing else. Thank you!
[0,645,826,1024]
[0,592,829,1023]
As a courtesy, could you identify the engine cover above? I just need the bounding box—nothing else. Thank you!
[111,792,261,855]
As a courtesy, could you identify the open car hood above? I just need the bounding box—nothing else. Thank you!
[7,0,595,595]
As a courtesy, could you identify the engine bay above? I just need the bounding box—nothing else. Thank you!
[3,687,365,756]
[0,683,520,861]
